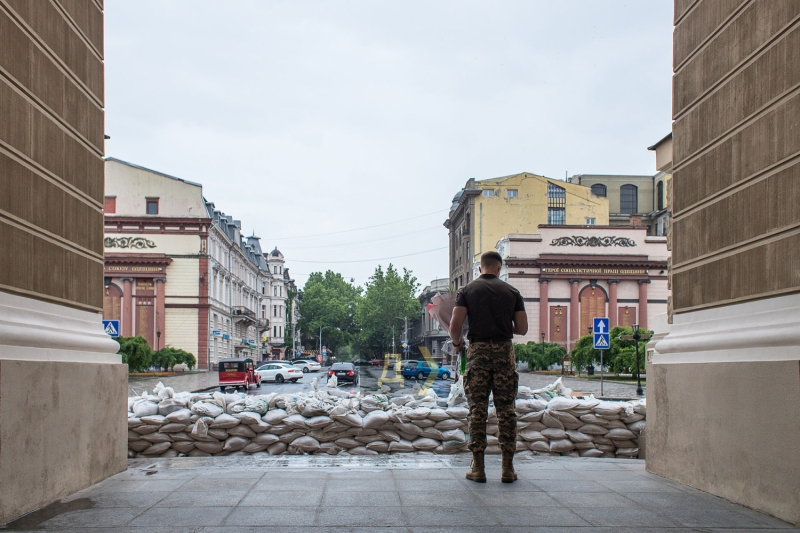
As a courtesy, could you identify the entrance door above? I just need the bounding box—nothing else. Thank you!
[549,305,567,346]
[579,285,606,336]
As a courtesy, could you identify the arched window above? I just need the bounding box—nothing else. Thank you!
[591,183,607,198]
[620,184,638,214]
[657,181,664,211]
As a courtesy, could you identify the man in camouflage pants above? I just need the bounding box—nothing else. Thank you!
[450,251,528,483]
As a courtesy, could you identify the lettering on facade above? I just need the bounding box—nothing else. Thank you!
[104,237,157,249]
[541,267,646,275]
[107,266,164,273]
[550,236,637,247]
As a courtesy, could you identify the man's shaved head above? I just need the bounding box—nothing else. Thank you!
[480,251,503,269]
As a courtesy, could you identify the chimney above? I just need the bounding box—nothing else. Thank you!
[630,215,642,227]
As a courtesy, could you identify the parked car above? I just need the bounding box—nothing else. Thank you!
[402,361,451,380]
[292,359,321,373]
[328,362,359,385]
[256,362,303,383]
[370,359,385,366]
[399,359,419,368]
[352,359,371,366]
[219,358,260,391]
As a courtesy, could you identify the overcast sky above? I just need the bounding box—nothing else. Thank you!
[105,1,673,291]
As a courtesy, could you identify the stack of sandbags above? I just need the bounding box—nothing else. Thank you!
[126,380,644,458]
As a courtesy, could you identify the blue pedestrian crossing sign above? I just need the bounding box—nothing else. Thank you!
[592,317,610,350]
[102,320,120,338]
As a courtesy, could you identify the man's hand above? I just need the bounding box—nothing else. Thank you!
[449,306,468,352]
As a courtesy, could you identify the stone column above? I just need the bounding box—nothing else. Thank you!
[538,277,550,341]
[569,278,581,349]
[121,278,134,337]
[608,279,619,328]
[154,278,167,351]
[638,279,650,330]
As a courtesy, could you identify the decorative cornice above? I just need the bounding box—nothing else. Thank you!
[638,279,652,285]
[551,236,637,247]
[104,236,156,249]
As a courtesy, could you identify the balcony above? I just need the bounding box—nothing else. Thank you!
[257,318,269,331]
[231,306,256,325]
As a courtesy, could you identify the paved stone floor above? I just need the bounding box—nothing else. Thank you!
[3,455,796,532]
[517,372,644,399]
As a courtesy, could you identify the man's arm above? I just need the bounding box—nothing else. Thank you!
[449,306,468,350]
[512,310,528,336]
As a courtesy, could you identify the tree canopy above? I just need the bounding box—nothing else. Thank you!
[117,336,153,372]
[355,264,421,357]
[297,270,362,353]
[514,341,567,371]
[569,326,651,375]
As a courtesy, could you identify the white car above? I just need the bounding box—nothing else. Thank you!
[256,362,302,383]
[292,359,321,373]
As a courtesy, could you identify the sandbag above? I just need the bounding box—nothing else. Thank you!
[547,410,583,429]
[541,428,567,440]
[159,423,188,434]
[440,428,466,442]
[140,414,166,425]
[627,420,646,434]
[529,440,550,452]
[446,406,469,419]
[142,442,172,455]
[263,408,288,425]
[172,441,196,453]
[549,439,575,453]
[242,442,268,454]
[428,408,449,421]
[579,424,608,436]
[434,419,464,431]
[388,439,414,453]
[334,437,360,449]
[228,425,257,438]
[547,397,579,411]
[412,437,440,450]
[158,399,186,416]
[132,425,159,435]
[133,401,158,418]
[223,436,250,452]
[267,442,287,455]
[405,407,431,420]
[207,428,229,441]
[606,428,637,440]
[349,446,379,455]
[192,402,224,418]
[362,410,390,430]
[283,414,309,429]
[579,414,611,427]
[127,417,143,428]
[306,415,334,429]
[366,441,389,453]
[394,422,423,436]
[195,440,224,453]
[541,412,565,429]
[566,430,593,443]
[165,409,192,424]
[254,433,280,446]
[519,429,547,442]
[291,436,321,452]
[519,410,544,423]
[128,440,150,452]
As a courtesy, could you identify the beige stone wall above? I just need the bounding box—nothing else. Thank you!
[0,359,128,524]
[648,360,800,525]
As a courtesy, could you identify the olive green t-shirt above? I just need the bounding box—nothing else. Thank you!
[455,274,525,342]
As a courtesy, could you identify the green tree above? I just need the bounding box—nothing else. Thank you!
[608,326,650,375]
[569,335,597,376]
[297,271,362,354]
[514,341,567,371]
[152,345,196,371]
[355,264,421,358]
[117,336,153,372]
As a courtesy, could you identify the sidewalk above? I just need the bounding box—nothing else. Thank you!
[3,455,795,532]
[518,371,644,399]
[128,371,218,397]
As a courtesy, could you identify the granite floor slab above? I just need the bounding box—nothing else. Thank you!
[1,455,797,532]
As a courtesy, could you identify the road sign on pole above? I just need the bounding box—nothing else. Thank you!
[102,320,120,338]
[592,317,610,350]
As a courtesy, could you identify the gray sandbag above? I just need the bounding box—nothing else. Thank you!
[133,400,158,418]
[394,422,423,436]
[283,414,309,429]
[278,430,305,444]
[580,448,604,458]
[165,409,192,424]
[207,428,229,441]
[306,415,334,430]
[263,408,288,425]
[290,436,321,452]
[606,428,637,440]
[519,429,547,442]
[159,423,188,433]
[142,442,172,455]
[210,414,240,429]
[579,424,608,436]
[223,436,250,452]
[171,432,194,442]
[195,440,224,453]
[228,425,257,439]
[529,441,550,452]
[541,411,565,429]
[428,408,449,421]
[541,428,567,440]
[141,432,173,443]
[549,439,575,453]
[445,405,469,419]
[242,442,268,453]
[128,417,143,428]
[158,399,185,416]
[547,410,583,429]
[128,440,151,452]
[140,414,167,425]
[349,446,379,455]
[362,410,390,430]
[172,441,196,453]
[566,430,592,443]
[579,414,611,427]
[388,439,414,453]
[132,425,159,435]
[254,433,280,446]
[518,410,544,423]
[434,419,464,430]
[412,437,440,450]
[267,442,287,455]
[366,441,389,453]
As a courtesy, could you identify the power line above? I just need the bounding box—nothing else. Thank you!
[289,246,448,264]
[270,209,447,240]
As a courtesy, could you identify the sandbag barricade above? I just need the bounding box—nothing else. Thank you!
[127,379,645,458]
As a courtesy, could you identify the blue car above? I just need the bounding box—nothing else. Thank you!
[402,361,451,380]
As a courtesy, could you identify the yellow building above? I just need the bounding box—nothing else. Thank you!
[444,172,609,289]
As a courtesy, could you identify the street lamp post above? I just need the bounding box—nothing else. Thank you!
[540,332,545,370]
[632,323,644,396]
[589,325,604,396]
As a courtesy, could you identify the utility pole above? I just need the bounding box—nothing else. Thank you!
[319,324,323,356]
[392,323,396,355]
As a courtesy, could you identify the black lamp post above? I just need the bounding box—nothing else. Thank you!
[540,332,545,369]
[632,323,644,396]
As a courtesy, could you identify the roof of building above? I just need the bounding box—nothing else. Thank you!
[269,247,284,259]
[647,132,673,151]
[104,157,203,187]
[204,198,268,271]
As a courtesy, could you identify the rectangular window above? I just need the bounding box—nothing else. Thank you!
[506,189,518,197]
[262,306,266,319]
[273,326,277,337]
[145,198,159,215]
[548,208,566,225]
[273,305,277,317]
[104,196,116,214]
[274,286,277,296]
[482,190,494,197]
[279,287,282,297]
[586,218,596,225]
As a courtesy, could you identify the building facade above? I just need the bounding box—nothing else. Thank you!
[409,278,450,363]
[650,2,800,525]
[647,133,673,238]
[104,159,291,369]
[495,226,669,349]
[0,1,126,523]
[445,173,610,291]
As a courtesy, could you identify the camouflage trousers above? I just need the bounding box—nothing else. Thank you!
[463,340,518,454]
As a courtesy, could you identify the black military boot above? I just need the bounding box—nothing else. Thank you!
[465,451,486,483]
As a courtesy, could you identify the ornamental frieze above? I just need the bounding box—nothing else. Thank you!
[550,236,637,247]
[104,237,157,249]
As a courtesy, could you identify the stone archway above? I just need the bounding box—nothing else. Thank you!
[579,284,607,336]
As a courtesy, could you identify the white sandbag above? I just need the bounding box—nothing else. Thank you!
[486,424,499,435]
[266,424,292,435]
[574,441,596,450]
[405,407,431,420]
[301,415,331,430]
[541,428,568,440]
[412,437,440,450]
[541,412,565,429]
[191,418,209,440]
[593,402,626,416]
[514,399,538,413]
[191,402,224,418]
[610,439,637,449]
[446,405,469,419]
[547,410,583,429]
[579,424,609,436]
[165,409,192,424]
[291,436,321,452]
[516,386,533,399]
[334,437,360,449]
[133,400,159,418]
[128,440,150,452]
[159,423,188,433]
[128,417,143,428]
[388,439,414,453]
[207,428,229,441]
[228,425,257,438]
[627,420,646,433]
[223,436,249,452]
[171,432,194,442]
[243,442,268,453]
[300,402,328,418]
[549,439,575,453]
[579,414,611,427]
[427,408,449,421]
[487,435,499,446]
[235,412,263,425]
[547,397,579,411]
[366,441,389,453]
[606,419,628,429]
[519,410,544,423]
[157,399,185,416]
[132,425,159,435]
[349,446,379,455]
[338,412,363,428]
[140,414,166,425]
[142,442,172,455]
[283,414,309,429]
[355,435,386,444]
[529,440,550,452]
[379,430,402,442]
[440,428,466,442]
[254,433,280,446]
[263,408,288,425]
[362,410,390,430]
[516,440,528,452]
[606,428,637,440]
[278,430,306,444]
[141,431,172,443]
[172,441,196,453]
[360,394,389,412]
[519,429,547,442]
[394,422,423,436]
[420,428,444,440]
[195,440,224,453]
[592,436,614,446]
[633,400,646,415]
[434,419,464,430]
[620,413,645,423]
[319,442,343,455]
[267,442,287,455]
[616,447,639,456]
[566,430,593,443]
[415,418,437,428]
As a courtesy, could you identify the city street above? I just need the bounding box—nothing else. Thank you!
[4,455,795,532]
